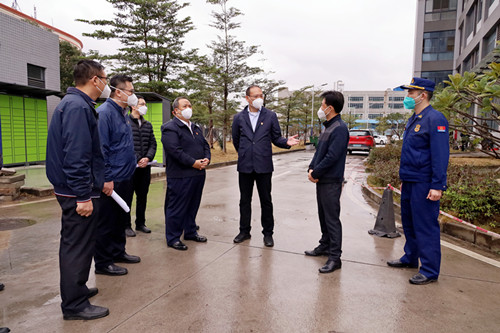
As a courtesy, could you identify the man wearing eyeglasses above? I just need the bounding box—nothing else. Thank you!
[46,60,109,320]
[232,85,299,247]
[95,74,141,276]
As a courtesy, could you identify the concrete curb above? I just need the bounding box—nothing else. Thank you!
[361,183,500,254]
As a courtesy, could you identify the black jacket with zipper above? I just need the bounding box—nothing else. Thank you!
[129,113,157,162]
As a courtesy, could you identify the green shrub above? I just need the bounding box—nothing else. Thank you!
[366,144,500,228]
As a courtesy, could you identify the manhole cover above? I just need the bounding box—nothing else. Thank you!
[0,218,36,231]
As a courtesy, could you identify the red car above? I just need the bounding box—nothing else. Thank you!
[348,129,375,154]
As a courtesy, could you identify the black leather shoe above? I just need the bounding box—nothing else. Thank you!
[233,232,251,243]
[184,234,207,242]
[95,264,128,276]
[135,225,151,233]
[115,253,141,263]
[169,241,188,251]
[0,283,4,291]
[387,259,418,268]
[88,287,98,298]
[409,273,437,285]
[63,304,109,320]
[125,227,136,237]
[0,327,10,333]
[319,259,342,273]
[304,247,329,257]
[263,235,274,247]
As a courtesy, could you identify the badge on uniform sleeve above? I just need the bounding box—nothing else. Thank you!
[195,132,199,135]
[414,124,420,132]
[437,126,446,133]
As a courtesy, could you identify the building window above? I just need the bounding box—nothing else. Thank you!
[423,30,455,61]
[389,103,404,109]
[477,0,483,24]
[421,70,452,84]
[368,96,384,101]
[348,96,363,101]
[368,113,382,119]
[389,96,404,102]
[466,4,477,39]
[425,0,458,21]
[483,28,497,56]
[369,103,384,109]
[27,64,45,88]
[348,103,363,109]
[463,48,479,72]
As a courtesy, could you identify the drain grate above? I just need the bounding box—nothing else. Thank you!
[0,218,36,231]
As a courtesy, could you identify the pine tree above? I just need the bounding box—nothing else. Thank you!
[78,0,195,98]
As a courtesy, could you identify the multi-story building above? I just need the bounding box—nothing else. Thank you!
[413,0,500,82]
[343,90,408,121]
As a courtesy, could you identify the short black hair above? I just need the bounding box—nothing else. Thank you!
[246,85,261,96]
[73,60,104,86]
[109,74,133,97]
[425,90,433,101]
[320,90,344,113]
[136,94,145,101]
[172,96,189,110]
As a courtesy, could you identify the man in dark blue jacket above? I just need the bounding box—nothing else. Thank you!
[232,85,299,247]
[161,97,210,250]
[387,77,449,285]
[95,74,140,276]
[305,90,349,274]
[46,60,109,320]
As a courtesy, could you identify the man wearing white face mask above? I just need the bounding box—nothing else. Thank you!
[161,97,210,251]
[232,85,299,247]
[95,74,141,276]
[305,90,349,274]
[125,96,157,236]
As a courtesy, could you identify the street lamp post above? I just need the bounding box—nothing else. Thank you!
[311,83,328,139]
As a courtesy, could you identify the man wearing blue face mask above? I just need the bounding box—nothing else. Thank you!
[95,74,141,276]
[161,97,210,251]
[232,85,299,247]
[387,77,449,285]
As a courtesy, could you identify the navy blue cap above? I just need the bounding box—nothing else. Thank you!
[396,77,435,92]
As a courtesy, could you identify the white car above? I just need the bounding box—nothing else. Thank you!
[373,135,386,145]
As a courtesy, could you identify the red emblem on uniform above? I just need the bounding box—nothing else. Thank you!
[437,126,446,132]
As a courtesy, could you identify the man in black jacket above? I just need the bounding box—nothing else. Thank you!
[305,90,349,274]
[46,60,109,320]
[125,96,157,236]
[161,97,210,251]
[231,85,299,247]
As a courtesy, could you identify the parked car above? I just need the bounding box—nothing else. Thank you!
[348,129,375,154]
[373,134,387,145]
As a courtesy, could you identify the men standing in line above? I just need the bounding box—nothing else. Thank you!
[161,97,210,251]
[231,85,299,247]
[95,74,141,276]
[305,91,349,273]
[125,95,157,237]
[46,59,109,320]
[387,77,449,285]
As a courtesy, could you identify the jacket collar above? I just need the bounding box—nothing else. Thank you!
[66,87,96,109]
[323,113,341,127]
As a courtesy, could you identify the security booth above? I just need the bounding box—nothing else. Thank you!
[0,82,62,166]
[97,92,171,166]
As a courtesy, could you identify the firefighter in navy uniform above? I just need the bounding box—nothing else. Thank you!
[387,77,449,285]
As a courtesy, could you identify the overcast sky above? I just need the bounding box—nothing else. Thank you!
[2,0,417,91]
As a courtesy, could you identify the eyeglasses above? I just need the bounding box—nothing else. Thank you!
[97,76,108,81]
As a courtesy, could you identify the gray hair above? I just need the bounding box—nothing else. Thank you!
[172,96,189,110]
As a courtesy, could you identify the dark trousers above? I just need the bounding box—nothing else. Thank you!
[400,181,441,279]
[127,166,151,228]
[164,174,205,245]
[95,178,133,269]
[316,182,343,260]
[238,172,274,236]
[57,196,98,314]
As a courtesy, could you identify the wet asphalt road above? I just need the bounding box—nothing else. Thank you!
[1,150,499,332]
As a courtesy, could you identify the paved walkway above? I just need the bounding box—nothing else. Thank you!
[1,151,499,332]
